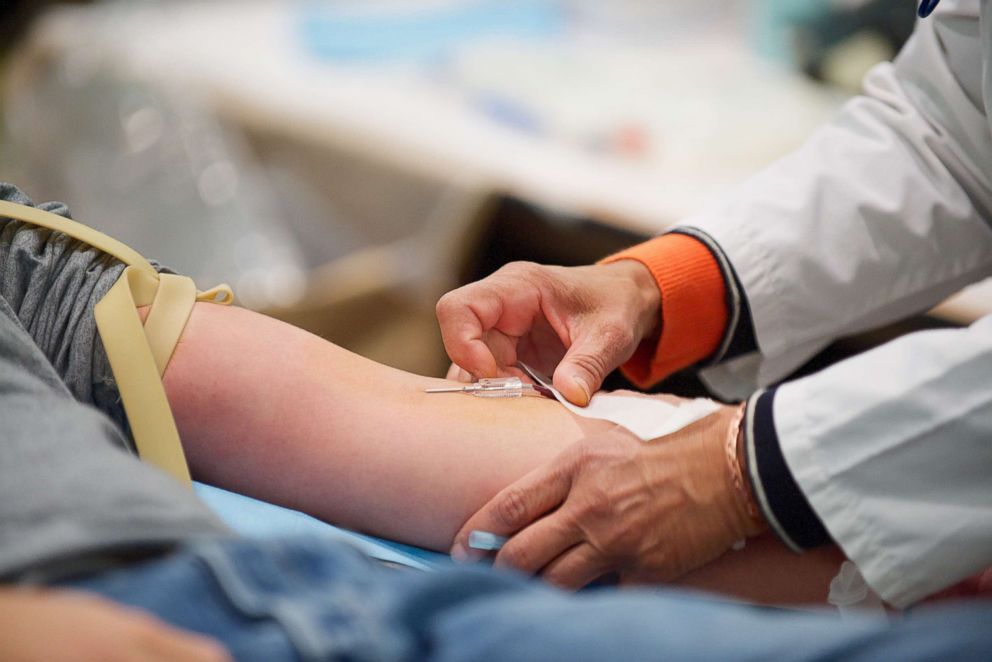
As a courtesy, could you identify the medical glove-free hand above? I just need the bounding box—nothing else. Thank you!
[435,260,661,406]
[450,403,767,589]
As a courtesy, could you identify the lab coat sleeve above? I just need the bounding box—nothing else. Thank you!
[667,2,992,606]
[764,318,992,608]
[677,2,992,400]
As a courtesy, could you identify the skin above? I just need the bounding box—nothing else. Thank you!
[0,588,230,662]
[159,300,846,605]
[164,302,613,549]
[451,406,769,589]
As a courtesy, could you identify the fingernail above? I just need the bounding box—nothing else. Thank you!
[468,530,508,551]
[571,376,590,406]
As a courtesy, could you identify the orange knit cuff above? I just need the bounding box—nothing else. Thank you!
[600,233,729,388]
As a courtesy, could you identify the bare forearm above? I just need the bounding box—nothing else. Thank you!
[673,537,845,606]
[163,303,602,550]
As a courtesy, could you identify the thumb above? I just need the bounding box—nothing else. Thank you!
[450,457,572,563]
[553,325,633,406]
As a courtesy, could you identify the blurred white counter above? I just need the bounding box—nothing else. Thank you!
[17,1,843,234]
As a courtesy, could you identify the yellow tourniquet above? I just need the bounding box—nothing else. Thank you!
[0,200,233,487]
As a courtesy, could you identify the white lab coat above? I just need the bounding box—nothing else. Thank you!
[679,0,992,608]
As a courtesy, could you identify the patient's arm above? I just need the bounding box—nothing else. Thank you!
[163,303,842,605]
[164,303,602,549]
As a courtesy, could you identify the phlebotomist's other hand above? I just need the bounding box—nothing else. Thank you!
[450,403,767,589]
[435,260,661,406]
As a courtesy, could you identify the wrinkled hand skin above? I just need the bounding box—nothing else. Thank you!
[0,588,231,662]
[435,260,661,406]
[452,403,766,590]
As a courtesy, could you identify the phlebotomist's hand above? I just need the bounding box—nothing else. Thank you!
[437,233,731,406]
[450,402,767,589]
[436,260,662,406]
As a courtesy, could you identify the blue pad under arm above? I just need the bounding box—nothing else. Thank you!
[193,483,449,570]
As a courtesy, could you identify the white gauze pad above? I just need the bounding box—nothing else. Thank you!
[520,363,721,441]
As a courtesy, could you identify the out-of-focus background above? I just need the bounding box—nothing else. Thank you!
[1,0,950,382]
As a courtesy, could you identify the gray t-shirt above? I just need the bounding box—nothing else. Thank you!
[0,183,229,581]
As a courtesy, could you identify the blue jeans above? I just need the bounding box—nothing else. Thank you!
[63,537,992,662]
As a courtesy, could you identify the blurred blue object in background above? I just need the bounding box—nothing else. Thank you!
[299,0,564,63]
[752,0,912,73]
[752,0,831,62]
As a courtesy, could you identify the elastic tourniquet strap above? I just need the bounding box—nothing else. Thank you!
[0,200,233,487]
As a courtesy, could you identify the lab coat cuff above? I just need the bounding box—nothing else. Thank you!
[745,387,832,552]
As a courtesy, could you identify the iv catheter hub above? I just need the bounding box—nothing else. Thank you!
[425,377,550,398]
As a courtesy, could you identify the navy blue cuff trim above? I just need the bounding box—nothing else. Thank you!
[752,388,832,549]
[918,0,940,18]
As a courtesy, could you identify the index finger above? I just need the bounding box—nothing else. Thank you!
[450,455,574,563]
[436,276,546,376]
[436,285,503,377]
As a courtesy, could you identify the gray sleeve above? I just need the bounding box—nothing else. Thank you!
[0,183,153,437]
